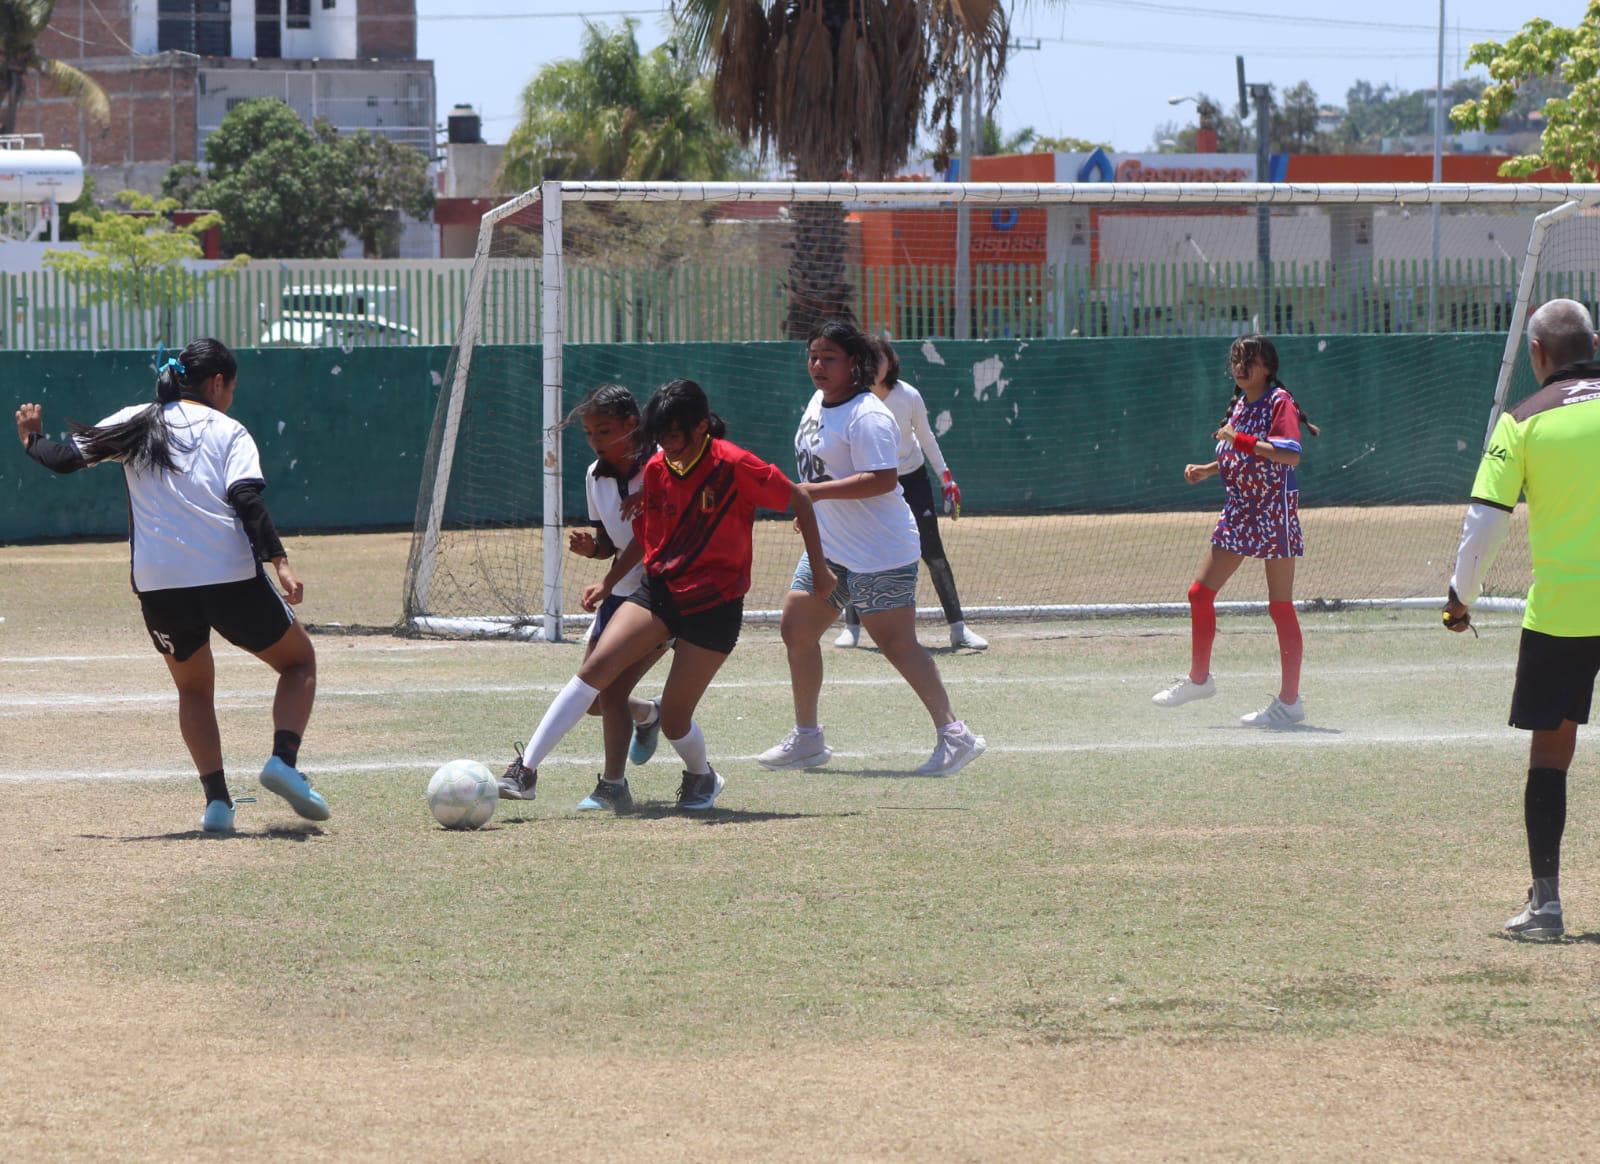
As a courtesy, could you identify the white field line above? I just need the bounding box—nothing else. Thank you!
[0,660,1521,714]
[0,643,452,666]
[0,729,1541,784]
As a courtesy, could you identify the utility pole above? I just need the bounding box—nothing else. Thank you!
[954,50,975,340]
[1238,57,1273,332]
[1429,0,1445,332]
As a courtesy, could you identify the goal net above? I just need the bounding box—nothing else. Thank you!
[405,181,1600,640]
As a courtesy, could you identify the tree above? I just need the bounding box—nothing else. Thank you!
[42,190,245,344]
[160,162,207,208]
[1274,81,1324,153]
[1152,92,1250,153]
[1451,2,1600,180]
[341,130,435,258]
[1030,134,1112,154]
[978,116,1035,156]
[498,19,748,192]
[0,1,109,135]
[187,99,350,258]
[677,0,1041,335]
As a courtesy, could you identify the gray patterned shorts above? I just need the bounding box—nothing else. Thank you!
[791,553,918,614]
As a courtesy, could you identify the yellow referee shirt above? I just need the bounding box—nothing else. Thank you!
[1471,361,1600,637]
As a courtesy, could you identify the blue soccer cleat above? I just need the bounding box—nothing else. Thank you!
[629,698,662,765]
[200,798,236,834]
[259,756,331,821]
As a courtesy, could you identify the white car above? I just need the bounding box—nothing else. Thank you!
[258,313,419,348]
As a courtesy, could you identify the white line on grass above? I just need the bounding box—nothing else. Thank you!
[0,728,1539,784]
[0,643,451,665]
[0,659,1521,714]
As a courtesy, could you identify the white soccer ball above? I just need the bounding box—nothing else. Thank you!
[426,760,498,830]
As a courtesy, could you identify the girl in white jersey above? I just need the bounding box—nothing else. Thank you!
[497,383,669,812]
[835,335,987,651]
[758,319,986,777]
[14,338,327,834]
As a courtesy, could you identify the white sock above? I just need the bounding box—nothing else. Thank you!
[795,724,823,736]
[940,720,965,736]
[635,699,659,727]
[521,676,600,769]
[668,721,711,776]
[951,620,966,636]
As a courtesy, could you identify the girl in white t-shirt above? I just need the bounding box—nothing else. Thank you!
[499,383,668,812]
[835,336,986,651]
[14,338,326,834]
[758,319,986,777]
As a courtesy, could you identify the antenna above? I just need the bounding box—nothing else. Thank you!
[1236,55,1249,120]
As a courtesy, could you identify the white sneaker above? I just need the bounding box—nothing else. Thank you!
[757,728,833,770]
[915,723,987,776]
[1504,892,1565,940]
[1239,696,1306,727]
[1152,675,1216,707]
[834,624,861,648]
[950,622,988,650]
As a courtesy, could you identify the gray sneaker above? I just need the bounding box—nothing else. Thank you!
[757,728,832,770]
[915,723,987,776]
[577,775,633,813]
[1504,891,1564,940]
[498,749,537,800]
[1239,696,1306,727]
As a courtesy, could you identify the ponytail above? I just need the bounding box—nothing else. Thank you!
[69,338,238,473]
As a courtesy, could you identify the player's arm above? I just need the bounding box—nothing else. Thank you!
[1445,413,1524,630]
[582,538,642,612]
[16,403,88,473]
[569,523,616,559]
[801,466,898,501]
[227,480,302,603]
[788,483,836,597]
[905,389,963,516]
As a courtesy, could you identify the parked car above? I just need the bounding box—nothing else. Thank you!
[259,282,418,347]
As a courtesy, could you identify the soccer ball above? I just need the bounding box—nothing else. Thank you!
[426,760,498,830]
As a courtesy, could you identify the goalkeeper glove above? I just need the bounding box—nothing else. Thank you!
[941,470,961,519]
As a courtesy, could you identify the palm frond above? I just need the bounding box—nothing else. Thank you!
[39,58,109,125]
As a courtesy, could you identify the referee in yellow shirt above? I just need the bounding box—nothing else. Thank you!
[1447,299,1600,940]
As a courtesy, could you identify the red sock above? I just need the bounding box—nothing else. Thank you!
[1188,581,1217,683]
[1268,601,1303,704]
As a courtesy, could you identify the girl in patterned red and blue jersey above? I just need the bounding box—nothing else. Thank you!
[1152,334,1319,727]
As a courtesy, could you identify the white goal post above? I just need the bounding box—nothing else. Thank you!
[406,180,1600,642]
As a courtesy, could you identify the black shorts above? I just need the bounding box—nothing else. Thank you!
[138,571,295,662]
[1509,628,1600,731]
[625,576,742,655]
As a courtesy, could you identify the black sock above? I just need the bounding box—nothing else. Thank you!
[273,729,302,769]
[843,604,861,628]
[1525,766,1567,898]
[200,769,230,806]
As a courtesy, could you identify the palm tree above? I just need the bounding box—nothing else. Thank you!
[675,0,1019,336]
[498,19,744,192]
[0,1,110,136]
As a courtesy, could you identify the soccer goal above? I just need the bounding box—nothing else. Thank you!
[404,180,1600,641]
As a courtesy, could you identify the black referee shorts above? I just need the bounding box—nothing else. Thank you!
[1509,627,1600,731]
[138,570,295,662]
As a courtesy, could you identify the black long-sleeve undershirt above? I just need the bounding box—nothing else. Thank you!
[24,431,88,474]
[226,481,287,562]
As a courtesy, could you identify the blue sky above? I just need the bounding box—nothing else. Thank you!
[420,1,1587,157]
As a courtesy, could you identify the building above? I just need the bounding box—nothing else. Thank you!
[20,2,434,218]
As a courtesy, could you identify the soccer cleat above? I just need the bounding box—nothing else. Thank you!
[200,798,236,834]
[498,749,538,801]
[1504,891,1565,940]
[259,756,331,821]
[915,723,987,776]
[1152,675,1216,707]
[577,776,634,813]
[676,767,725,811]
[950,622,989,650]
[756,728,833,770]
[629,698,662,765]
[1239,696,1307,728]
[834,623,862,648]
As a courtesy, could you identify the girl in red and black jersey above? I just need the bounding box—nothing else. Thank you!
[1152,334,1317,727]
[498,379,834,811]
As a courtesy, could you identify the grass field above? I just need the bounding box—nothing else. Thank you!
[2,531,1597,1161]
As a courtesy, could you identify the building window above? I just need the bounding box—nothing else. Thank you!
[322,0,335,7]
[255,0,281,56]
[159,0,233,56]
[287,0,311,29]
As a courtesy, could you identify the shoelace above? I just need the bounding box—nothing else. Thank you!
[677,774,695,800]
